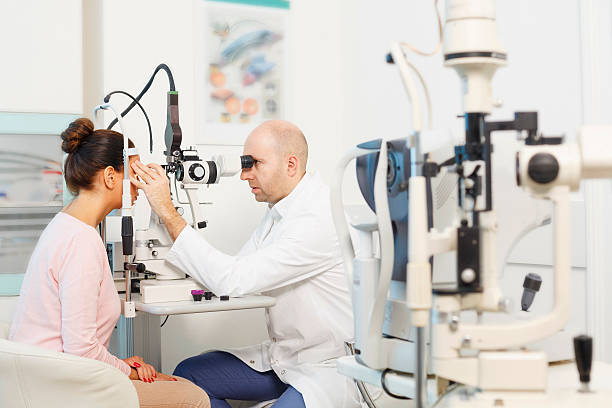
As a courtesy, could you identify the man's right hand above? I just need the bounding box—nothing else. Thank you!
[130,161,174,219]
[131,161,187,240]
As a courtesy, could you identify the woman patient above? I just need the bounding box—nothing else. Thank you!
[9,118,210,408]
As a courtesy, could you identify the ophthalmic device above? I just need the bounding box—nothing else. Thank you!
[332,1,612,407]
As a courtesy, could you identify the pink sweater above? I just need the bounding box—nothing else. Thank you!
[9,212,131,375]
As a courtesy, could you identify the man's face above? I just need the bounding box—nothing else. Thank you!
[240,132,285,204]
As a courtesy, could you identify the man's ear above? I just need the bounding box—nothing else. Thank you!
[103,166,118,189]
[287,155,298,177]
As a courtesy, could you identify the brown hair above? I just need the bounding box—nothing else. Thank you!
[61,118,135,195]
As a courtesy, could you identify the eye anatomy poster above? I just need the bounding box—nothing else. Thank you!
[198,0,289,145]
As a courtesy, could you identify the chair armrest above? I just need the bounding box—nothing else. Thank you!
[0,339,139,408]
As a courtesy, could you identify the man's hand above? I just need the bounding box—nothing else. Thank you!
[131,161,187,240]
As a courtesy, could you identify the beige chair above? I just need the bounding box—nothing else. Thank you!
[0,321,139,408]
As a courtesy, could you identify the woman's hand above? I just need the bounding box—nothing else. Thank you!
[123,355,157,383]
[156,372,179,382]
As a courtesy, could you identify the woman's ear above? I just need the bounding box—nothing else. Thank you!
[103,166,118,189]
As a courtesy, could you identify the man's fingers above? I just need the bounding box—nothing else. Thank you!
[132,165,154,184]
[132,161,158,180]
[147,162,166,176]
[130,176,146,189]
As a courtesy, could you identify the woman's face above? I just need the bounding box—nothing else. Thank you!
[128,155,140,205]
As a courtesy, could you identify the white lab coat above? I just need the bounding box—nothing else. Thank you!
[166,172,360,408]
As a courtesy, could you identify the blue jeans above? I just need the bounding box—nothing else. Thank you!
[173,351,306,408]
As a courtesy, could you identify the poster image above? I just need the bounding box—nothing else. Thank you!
[204,2,286,132]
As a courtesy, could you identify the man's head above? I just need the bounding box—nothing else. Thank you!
[240,120,308,205]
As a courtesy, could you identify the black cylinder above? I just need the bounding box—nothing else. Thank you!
[121,216,134,256]
[574,335,593,384]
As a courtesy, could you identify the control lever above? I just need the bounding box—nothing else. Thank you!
[521,272,542,311]
[574,335,593,392]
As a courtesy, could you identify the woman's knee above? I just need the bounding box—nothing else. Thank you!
[175,378,211,408]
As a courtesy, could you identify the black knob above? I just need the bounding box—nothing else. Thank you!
[135,263,146,273]
[521,273,542,311]
[527,153,559,184]
[574,335,593,391]
[188,163,206,181]
[204,291,214,300]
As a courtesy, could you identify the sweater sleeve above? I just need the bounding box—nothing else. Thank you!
[58,234,131,376]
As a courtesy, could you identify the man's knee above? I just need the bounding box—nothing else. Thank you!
[173,351,228,381]
[173,354,203,380]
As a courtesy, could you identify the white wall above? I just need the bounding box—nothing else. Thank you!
[0,0,83,113]
[0,0,83,320]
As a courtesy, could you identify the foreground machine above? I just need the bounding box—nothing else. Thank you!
[332,0,612,406]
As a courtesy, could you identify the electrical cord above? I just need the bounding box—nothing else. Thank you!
[107,63,176,131]
[501,215,552,279]
[160,315,170,328]
[430,383,461,408]
[400,0,443,57]
[104,90,154,154]
[380,369,411,400]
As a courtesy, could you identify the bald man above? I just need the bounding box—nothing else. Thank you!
[131,121,357,408]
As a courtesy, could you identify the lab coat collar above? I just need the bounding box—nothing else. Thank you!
[269,172,314,220]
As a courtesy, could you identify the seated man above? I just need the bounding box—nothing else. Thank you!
[131,120,358,408]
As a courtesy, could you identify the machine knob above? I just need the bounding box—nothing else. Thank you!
[461,268,476,283]
[188,163,206,181]
[574,335,593,392]
[527,153,559,184]
[521,273,542,311]
[152,250,158,257]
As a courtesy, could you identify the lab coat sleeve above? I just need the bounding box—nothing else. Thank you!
[236,228,258,257]
[58,237,131,376]
[166,215,341,296]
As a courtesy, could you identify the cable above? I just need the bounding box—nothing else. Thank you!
[104,90,154,154]
[404,56,433,130]
[160,315,170,328]
[430,383,461,408]
[400,0,443,57]
[501,215,552,279]
[380,369,410,400]
[107,63,176,131]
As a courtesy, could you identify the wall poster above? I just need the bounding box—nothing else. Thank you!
[197,0,289,145]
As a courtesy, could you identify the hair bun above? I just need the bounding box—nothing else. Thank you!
[61,118,94,154]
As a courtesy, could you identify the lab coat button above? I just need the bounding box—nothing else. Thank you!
[272,337,277,342]
[250,360,255,365]
[281,369,287,375]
